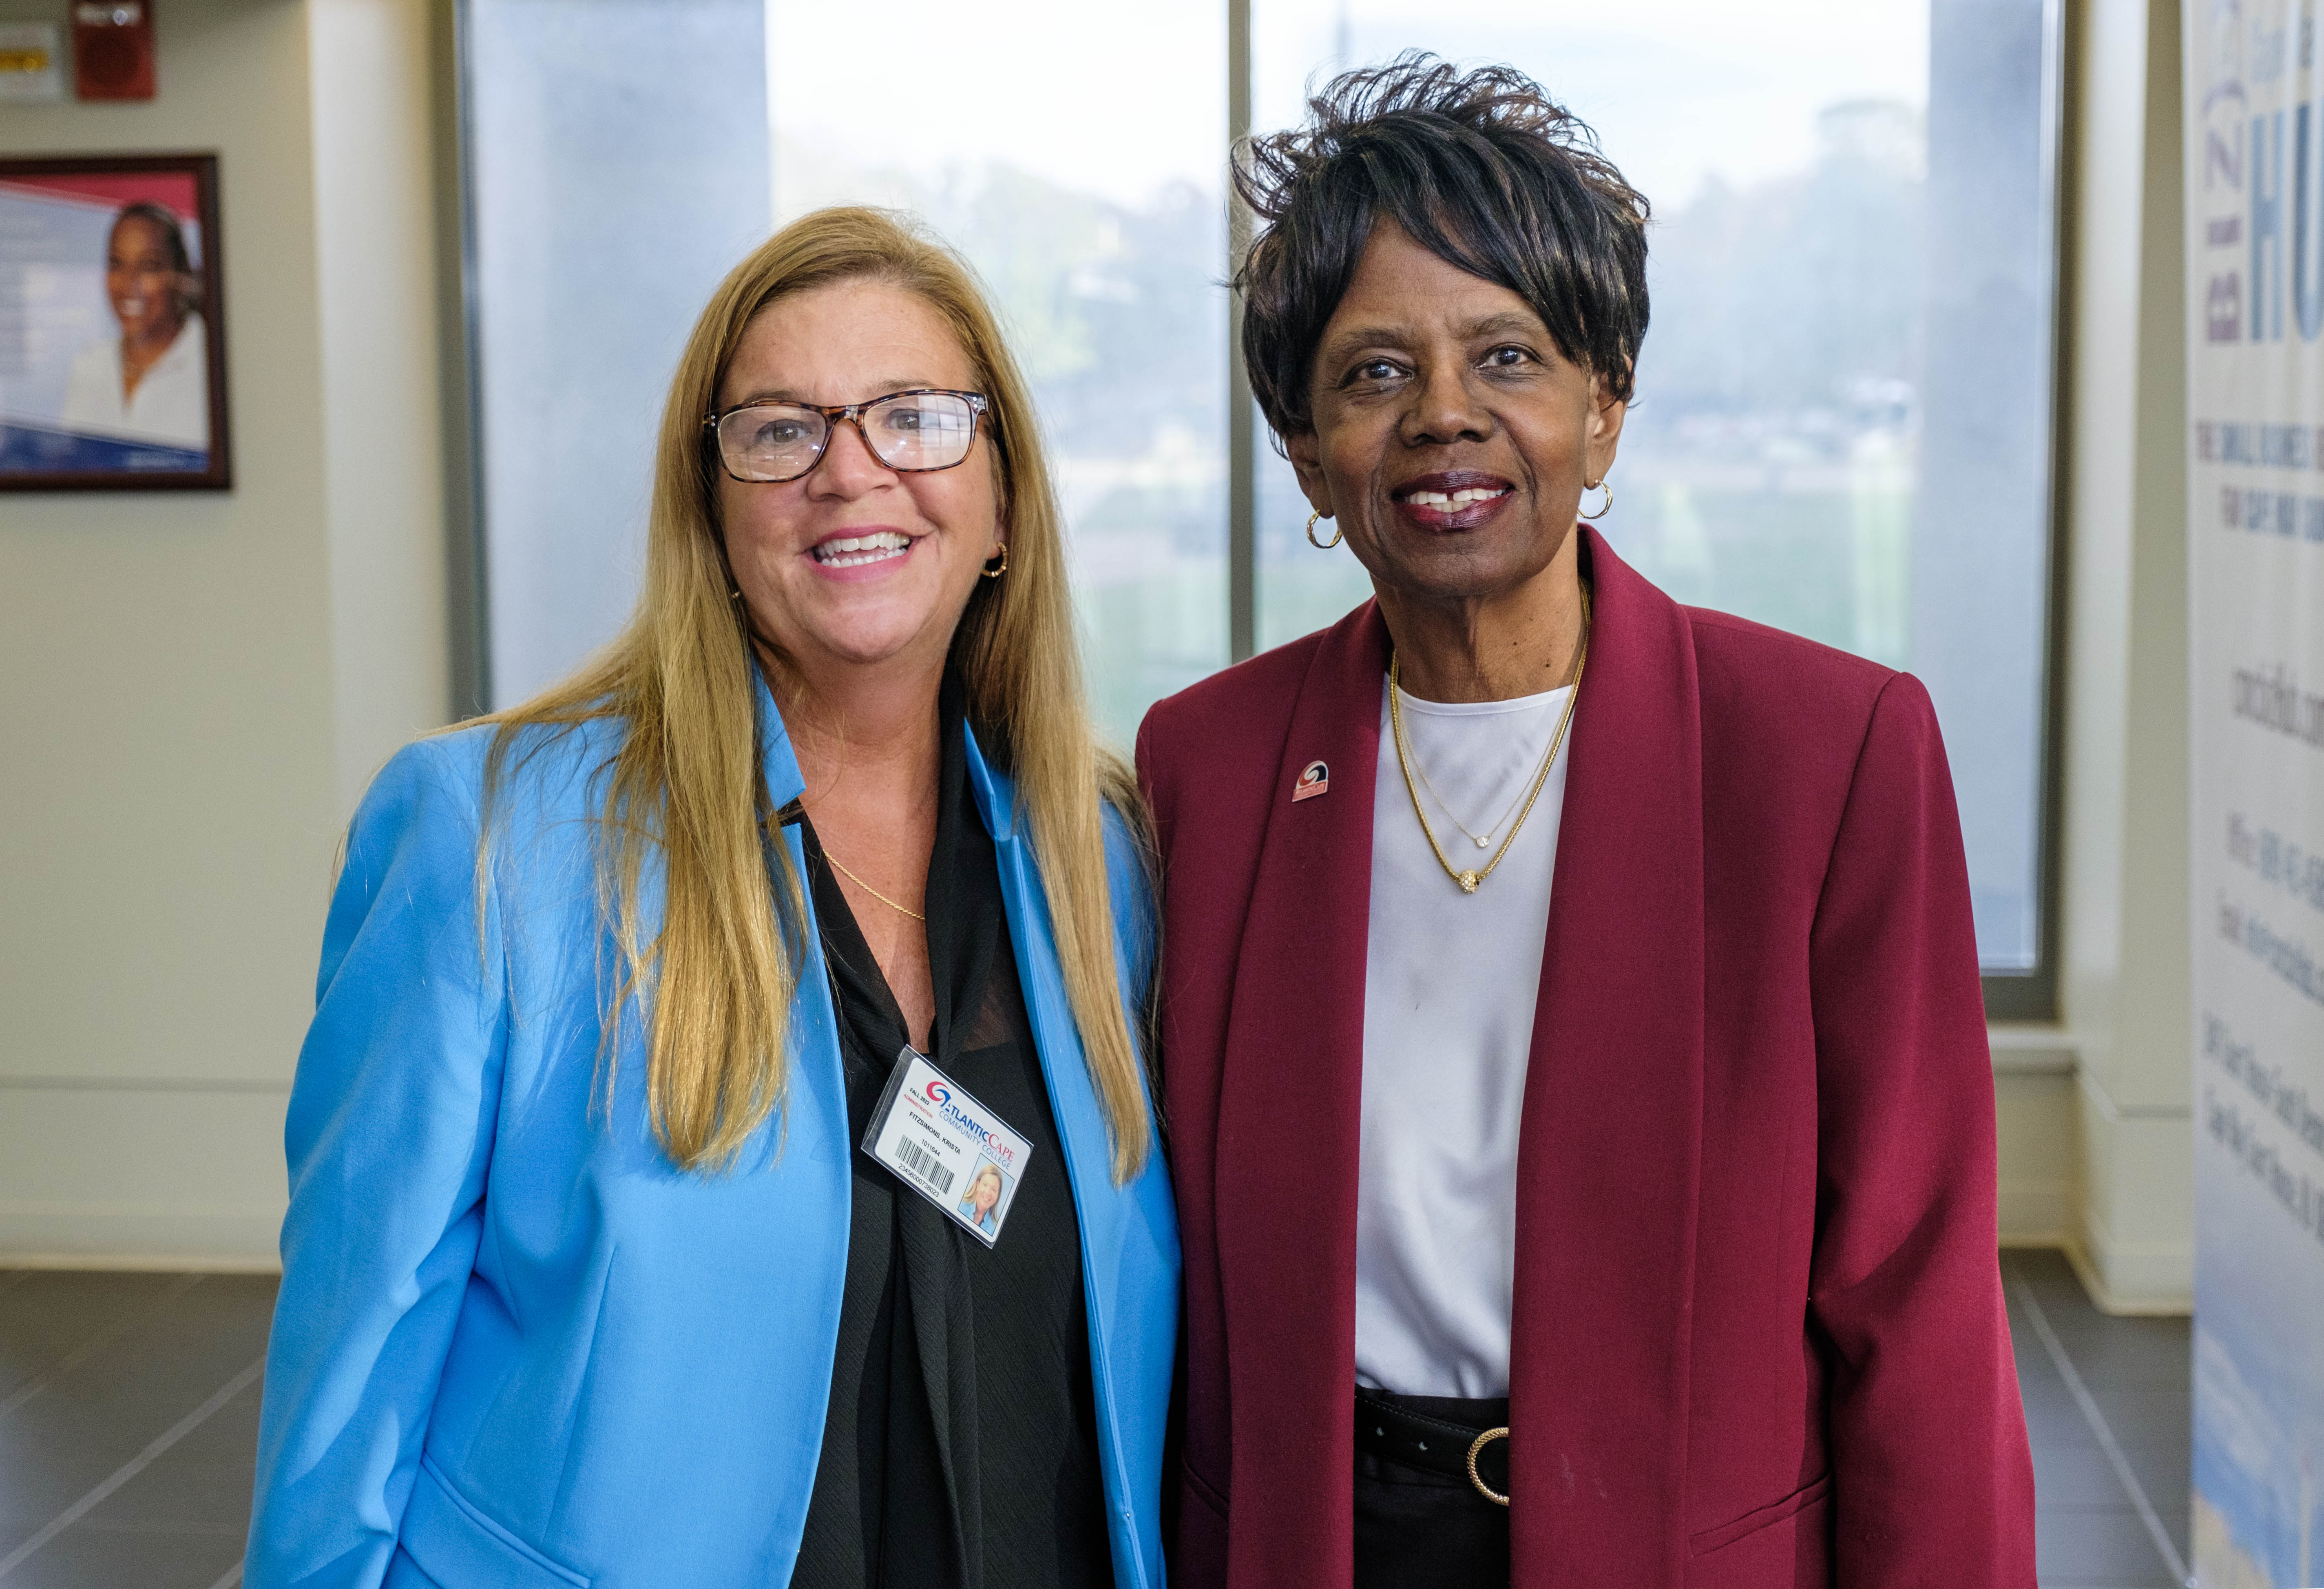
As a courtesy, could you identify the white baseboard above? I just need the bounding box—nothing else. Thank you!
[2065,1214,2194,1315]
[0,1206,281,1271]
[2067,1078,2194,1315]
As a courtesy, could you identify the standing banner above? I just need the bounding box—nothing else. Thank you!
[2187,6,2324,1585]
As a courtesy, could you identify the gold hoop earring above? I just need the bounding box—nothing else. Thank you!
[1305,510,1343,550]
[982,542,1009,578]
[1580,479,1613,520]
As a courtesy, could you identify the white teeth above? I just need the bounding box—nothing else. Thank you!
[814,532,911,567]
[1404,486,1509,508]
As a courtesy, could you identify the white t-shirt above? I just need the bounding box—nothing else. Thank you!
[1355,676,1573,1399]
[58,314,209,449]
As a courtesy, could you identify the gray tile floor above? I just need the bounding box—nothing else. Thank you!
[2004,1248,2195,1589]
[0,1250,2189,1586]
[0,1269,270,1588]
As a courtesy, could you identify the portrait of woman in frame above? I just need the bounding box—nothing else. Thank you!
[0,152,230,490]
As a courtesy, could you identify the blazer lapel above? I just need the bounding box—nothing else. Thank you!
[966,732,1163,1589]
[750,678,848,1180]
[1211,603,1391,1589]
[1508,529,1705,1584]
[963,735,1130,1297]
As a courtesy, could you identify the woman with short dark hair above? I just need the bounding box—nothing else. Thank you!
[1138,56,2036,1587]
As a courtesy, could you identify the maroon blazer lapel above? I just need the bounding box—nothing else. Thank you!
[1211,602,1390,1588]
[1508,529,1706,1583]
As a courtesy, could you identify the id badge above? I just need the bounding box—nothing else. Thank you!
[862,1047,1033,1247]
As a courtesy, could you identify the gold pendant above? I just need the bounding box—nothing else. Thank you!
[1458,870,1481,894]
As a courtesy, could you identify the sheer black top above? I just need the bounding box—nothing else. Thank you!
[790,688,1110,1589]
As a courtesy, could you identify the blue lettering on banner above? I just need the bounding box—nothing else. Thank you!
[2254,111,2287,341]
[2211,88,2324,343]
[2212,120,2245,190]
[2211,272,2245,341]
[2228,810,2324,916]
[2200,419,2324,465]
[2220,894,2324,1008]
[2203,1011,2324,1156]
[2229,660,2324,748]
[2216,484,2324,537]
[2298,103,2324,336]
[2203,1089,2324,1242]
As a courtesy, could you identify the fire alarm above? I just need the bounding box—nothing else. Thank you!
[73,2,155,101]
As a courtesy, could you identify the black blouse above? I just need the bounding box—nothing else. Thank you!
[789,690,1110,1589]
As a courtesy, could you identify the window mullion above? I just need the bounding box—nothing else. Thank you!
[1228,0,1256,664]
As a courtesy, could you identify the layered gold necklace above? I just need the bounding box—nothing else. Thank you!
[1387,586,1590,895]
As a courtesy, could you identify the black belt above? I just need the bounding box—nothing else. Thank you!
[1353,1387,1511,1505]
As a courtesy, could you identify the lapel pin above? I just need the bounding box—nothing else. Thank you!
[1292,760,1329,802]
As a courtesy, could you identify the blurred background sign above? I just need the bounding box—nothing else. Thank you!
[2183,1,2324,1581]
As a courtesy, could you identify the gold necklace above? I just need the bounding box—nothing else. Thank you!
[823,852,927,922]
[1388,588,1589,895]
[1405,726,1539,851]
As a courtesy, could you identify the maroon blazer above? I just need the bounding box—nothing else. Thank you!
[1134,531,2036,1587]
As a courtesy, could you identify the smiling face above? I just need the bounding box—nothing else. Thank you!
[106,214,189,347]
[1286,221,1624,613]
[716,279,1002,682]
[969,1167,1002,1217]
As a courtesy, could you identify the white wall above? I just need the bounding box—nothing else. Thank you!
[0,0,448,1267]
[2050,0,2197,1312]
[312,0,451,812]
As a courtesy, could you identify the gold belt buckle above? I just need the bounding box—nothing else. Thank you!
[1465,1426,1510,1507]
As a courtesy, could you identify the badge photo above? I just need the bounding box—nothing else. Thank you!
[956,1156,1014,1237]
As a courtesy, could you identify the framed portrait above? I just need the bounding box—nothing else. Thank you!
[0,152,230,490]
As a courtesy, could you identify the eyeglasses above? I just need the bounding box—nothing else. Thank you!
[704,388,991,484]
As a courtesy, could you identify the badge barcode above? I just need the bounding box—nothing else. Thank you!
[897,1138,955,1195]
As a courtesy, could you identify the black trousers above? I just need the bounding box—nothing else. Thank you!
[1352,1390,1510,1587]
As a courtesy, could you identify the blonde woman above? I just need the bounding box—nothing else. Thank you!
[246,209,1178,1589]
[958,1162,1007,1236]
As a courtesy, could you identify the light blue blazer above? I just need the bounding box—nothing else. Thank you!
[246,681,1180,1589]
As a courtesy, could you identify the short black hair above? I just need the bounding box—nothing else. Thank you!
[1235,53,1650,439]
[111,201,194,276]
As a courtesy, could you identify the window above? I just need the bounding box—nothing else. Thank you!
[464,0,773,708]
[458,0,2062,999]
[1245,0,2063,995]
[765,3,1230,749]
[464,1,1228,750]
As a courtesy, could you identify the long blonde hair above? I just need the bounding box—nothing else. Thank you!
[473,207,1152,1180]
